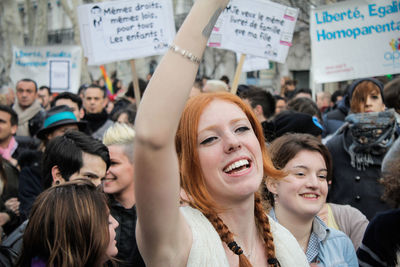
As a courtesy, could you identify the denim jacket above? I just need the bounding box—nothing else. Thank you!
[270,209,358,267]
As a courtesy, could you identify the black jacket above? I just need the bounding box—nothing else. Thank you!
[109,197,145,267]
[12,136,40,161]
[1,160,21,235]
[17,150,43,221]
[357,209,400,266]
[0,220,27,266]
[322,96,349,137]
[326,130,390,220]
[28,110,45,137]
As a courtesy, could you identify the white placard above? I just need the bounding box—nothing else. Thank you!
[208,0,298,63]
[78,0,176,65]
[310,0,400,84]
[49,60,70,90]
[10,46,82,93]
[237,53,270,73]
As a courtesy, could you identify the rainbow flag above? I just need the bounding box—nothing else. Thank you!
[99,65,113,95]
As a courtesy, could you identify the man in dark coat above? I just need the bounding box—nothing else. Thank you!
[82,85,113,140]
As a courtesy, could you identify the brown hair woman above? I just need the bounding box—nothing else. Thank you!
[16,179,118,267]
[263,133,357,265]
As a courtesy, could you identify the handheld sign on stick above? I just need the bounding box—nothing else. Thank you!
[130,60,141,107]
[231,54,247,95]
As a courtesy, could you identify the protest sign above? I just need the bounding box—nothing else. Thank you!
[10,46,82,93]
[49,60,70,90]
[237,53,271,73]
[208,0,298,63]
[78,0,175,65]
[310,0,400,83]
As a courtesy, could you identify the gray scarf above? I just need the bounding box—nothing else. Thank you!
[342,109,397,171]
[13,99,43,136]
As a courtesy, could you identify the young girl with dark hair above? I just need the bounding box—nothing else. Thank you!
[263,133,358,265]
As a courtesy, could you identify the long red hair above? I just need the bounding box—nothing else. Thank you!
[175,91,282,213]
[176,92,284,266]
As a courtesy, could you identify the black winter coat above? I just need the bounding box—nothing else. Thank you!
[108,197,145,267]
[326,130,390,220]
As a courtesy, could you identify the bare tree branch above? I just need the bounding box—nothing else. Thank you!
[0,0,24,85]
[60,0,91,84]
[32,0,48,45]
[25,0,34,44]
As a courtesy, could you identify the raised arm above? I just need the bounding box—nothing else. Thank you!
[133,0,229,265]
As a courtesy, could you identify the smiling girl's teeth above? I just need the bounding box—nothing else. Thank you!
[224,159,249,172]
[302,193,318,198]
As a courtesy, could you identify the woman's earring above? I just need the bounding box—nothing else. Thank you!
[55,180,60,185]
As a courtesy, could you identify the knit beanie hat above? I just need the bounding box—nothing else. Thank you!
[263,110,323,142]
[348,78,384,102]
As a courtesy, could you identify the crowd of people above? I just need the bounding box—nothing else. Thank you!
[0,1,399,266]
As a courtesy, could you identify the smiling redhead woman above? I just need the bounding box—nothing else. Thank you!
[133,1,308,266]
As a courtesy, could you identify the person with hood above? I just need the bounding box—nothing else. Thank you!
[326,78,397,220]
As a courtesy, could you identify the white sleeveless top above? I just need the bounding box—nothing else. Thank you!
[180,206,308,267]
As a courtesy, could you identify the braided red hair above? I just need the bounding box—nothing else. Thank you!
[204,192,279,267]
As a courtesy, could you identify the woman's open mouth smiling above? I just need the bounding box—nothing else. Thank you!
[300,193,320,200]
[223,158,252,176]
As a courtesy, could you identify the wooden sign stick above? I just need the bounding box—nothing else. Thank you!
[230,53,246,95]
[130,59,141,107]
